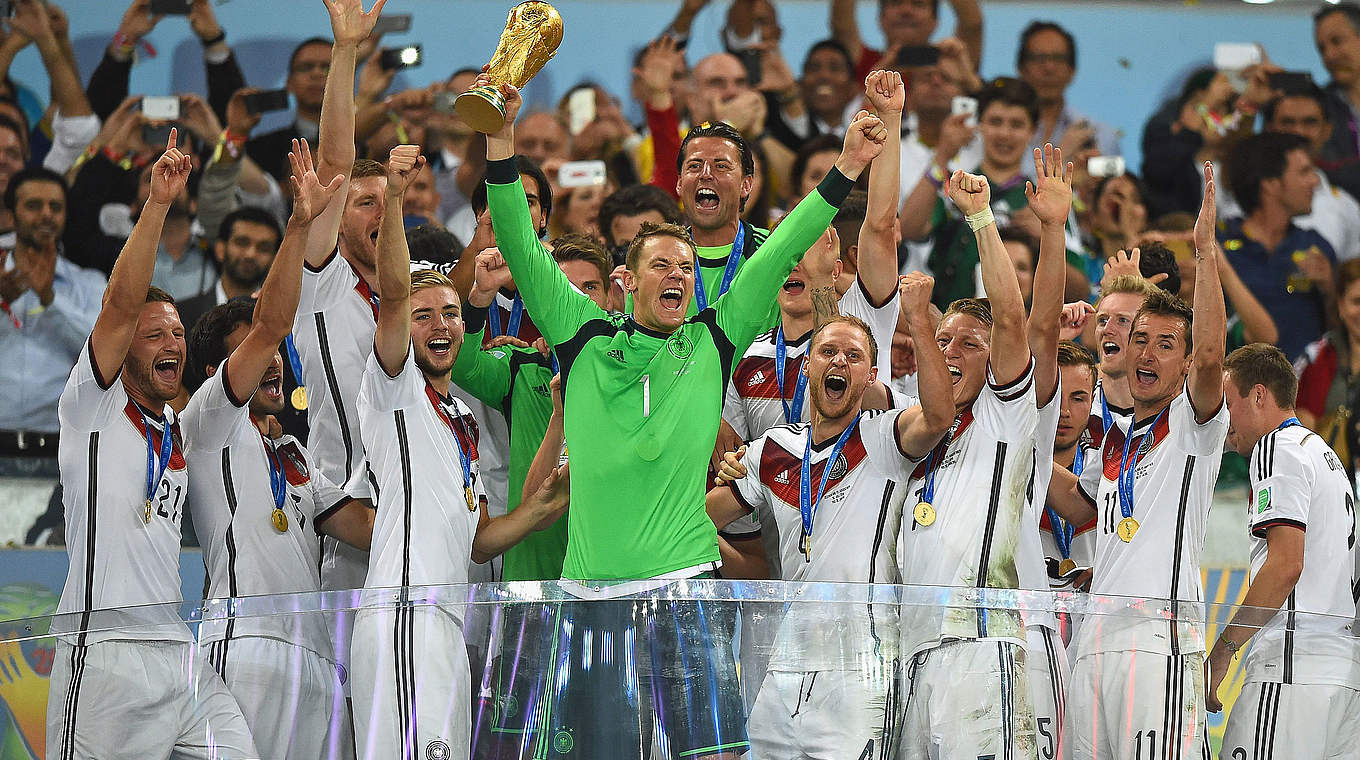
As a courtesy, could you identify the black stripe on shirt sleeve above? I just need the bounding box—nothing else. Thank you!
[314,497,356,532]
[1250,518,1306,539]
[725,479,757,515]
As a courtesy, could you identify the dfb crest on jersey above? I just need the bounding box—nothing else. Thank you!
[667,332,695,360]
[426,740,451,760]
[827,453,848,481]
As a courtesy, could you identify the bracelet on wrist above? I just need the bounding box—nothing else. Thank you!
[927,163,948,190]
[200,29,226,47]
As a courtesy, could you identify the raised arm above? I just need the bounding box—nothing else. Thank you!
[1188,162,1226,420]
[88,132,190,384]
[949,0,984,74]
[715,111,884,349]
[451,251,518,410]
[895,273,953,456]
[306,0,387,267]
[1218,249,1279,345]
[947,170,1029,385]
[12,0,91,119]
[1025,144,1074,404]
[829,0,864,69]
[858,70,905,305]
[222,140,343,403]
[482,79,600,346]
[372,145,425,376]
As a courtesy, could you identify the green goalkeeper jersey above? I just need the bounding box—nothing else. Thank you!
[449,320,563,581]
[486,157,852,580]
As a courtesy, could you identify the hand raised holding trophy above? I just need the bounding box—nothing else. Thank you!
[455,1,565,134]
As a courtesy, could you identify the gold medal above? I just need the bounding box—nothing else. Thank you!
[144,498,153,524]
[271,508,289,533]
[465,486,477,512]
[800,533,811,558]
[1117,516,1140,543]
[914,502,937,527]
[291,386,308,410]
[1058,558,1078,576]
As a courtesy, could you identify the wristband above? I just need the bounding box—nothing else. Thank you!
[200,30,226,47]
[111,31,137,57]
[926,163,948,190]
[965,207,995,232]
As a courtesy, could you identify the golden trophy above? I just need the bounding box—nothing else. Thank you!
[455,1,565,134]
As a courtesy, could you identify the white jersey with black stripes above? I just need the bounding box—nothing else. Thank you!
[898,359,1039,657]
[1242,423,1360,687]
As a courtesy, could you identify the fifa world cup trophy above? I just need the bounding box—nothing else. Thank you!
[454,1,565,133]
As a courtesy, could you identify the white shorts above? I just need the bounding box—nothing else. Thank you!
[895,639,1036,760]
[350,604,470,760]
[202,636,337,760]
[1062,650,1207,760]
[747,667,897,760]
[45,639,258,760]
[1026,626,1069,760]
[1222,681,1360,759]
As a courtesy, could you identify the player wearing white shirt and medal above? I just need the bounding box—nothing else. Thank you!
[287,5,388,736]
[721,72,908,450]
[894,168,1040,760]
[351,145,570,760]
[1048,162,1229,760]
[182,140,380,760]
[45,131,258,760]
[1041,342,1099,590]
[706,270,953,759]
[1209,344,1360,759]
[1013,145,1080,760]
[1087,271,1158,449]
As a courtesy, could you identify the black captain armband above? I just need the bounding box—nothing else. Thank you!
[815,167,855,207]
[485,156,520,185]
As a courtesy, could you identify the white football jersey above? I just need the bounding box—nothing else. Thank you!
[1242,422,1360,688]
[295,251,377,497]
[722,280,899,441]
[1076,390,1227,657]
[728,409,913,669]
[358,351,484,596]
[1086,378,1131,452]
[54,342,191,643]
[1018,383,1060,631]
[1038,444,1098,588]
[181,363,351,658]
[898,359,1039,657]
[294,251,377,594]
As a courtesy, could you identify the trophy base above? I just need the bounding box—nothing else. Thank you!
[455,87,508,135]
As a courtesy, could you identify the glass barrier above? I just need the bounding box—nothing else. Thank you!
[2,580,1356,760]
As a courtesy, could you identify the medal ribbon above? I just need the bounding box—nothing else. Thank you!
[261,435,287,513]
[1045,444,1083,560]
[799,413,861,558]
[918,412,972,507]
[1117,406,1168,521]
[1277,416,1301,431]
[1100,393,1113,435]
[141,409,174,515]
[283,334,305,385]
[487,292,524,339]
[425,384,475,496]
[774,328,808,424]
[693,222,745,312]
[549,350,559,376]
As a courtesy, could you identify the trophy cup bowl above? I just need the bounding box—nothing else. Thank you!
[455,1,565,134]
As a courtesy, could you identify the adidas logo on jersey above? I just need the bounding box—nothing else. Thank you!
[607,349,625,362]
[774,470,789,484]
[747,371,766,387]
